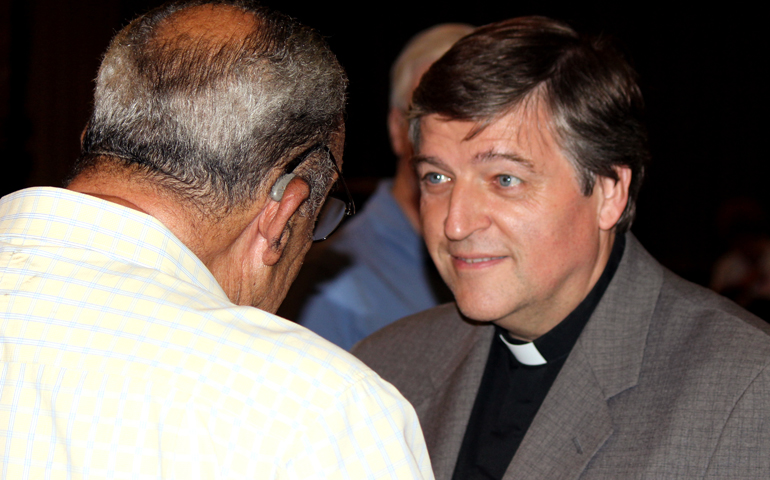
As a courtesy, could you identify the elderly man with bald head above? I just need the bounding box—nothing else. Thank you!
[0,2,433,478]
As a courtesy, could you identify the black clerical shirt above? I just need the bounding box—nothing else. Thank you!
[451,234,626,480]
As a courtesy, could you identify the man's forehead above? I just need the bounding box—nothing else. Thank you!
[417,106,561,164]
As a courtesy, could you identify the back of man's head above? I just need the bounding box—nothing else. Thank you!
[389,23,474,112]
[410,16,649,232]
[74,0,347,217]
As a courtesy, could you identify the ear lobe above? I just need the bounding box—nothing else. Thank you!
[260,176,311,266]
[597,166,632,231]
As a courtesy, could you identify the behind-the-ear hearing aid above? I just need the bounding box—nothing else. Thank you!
[270,173,296,202]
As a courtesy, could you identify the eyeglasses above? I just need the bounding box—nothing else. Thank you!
[270,143,355,242]
[310,145,355,241]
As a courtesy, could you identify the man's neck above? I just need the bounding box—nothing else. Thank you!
[66,167,245,268]
[74,192,149,215]
[499,231,617,342]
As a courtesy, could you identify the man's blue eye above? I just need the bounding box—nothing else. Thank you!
[425,173,447,184]
[497,175,520,187]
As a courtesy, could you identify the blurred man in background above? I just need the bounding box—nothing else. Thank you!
[280,24,472,350]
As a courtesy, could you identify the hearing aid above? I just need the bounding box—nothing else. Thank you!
[269,173,296,201]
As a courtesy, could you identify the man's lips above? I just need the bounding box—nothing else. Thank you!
[454,256,505,263]
[451,255,506,266]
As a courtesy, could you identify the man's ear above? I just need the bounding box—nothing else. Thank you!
[597,166,632,231]
[259,176,310,266]
[388,108,409,158]
[80,123,89,146]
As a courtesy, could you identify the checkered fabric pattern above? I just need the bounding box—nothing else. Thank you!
[0,187,433,480]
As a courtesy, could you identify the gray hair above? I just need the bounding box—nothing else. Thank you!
[389,23,474,111]
[74,0,347,216]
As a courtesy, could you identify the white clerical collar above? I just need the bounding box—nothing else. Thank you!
[499,334,547,366]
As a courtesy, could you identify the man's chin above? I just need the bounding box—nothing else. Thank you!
[454,300,508,326]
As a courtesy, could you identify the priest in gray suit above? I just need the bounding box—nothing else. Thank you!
[353,16,770,479]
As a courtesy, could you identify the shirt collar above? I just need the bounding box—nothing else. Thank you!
[366,179,425,260]
[0,187,227,300]
[498,234,626,365]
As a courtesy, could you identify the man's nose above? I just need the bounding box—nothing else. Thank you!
[444,182,491,241]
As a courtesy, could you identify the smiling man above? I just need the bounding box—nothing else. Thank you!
[353,17,770,479]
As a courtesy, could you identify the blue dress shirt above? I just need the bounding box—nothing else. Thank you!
[280,180,451,350]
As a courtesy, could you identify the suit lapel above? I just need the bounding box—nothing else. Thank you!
[504,347,613,479]
[416,314,495,480]
[503,235,662,479]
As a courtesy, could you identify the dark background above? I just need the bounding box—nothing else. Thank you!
[1,0,767,286]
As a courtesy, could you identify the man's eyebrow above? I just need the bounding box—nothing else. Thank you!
[411,155,447,169]
[412,150,536,171]
[474,150,535,170]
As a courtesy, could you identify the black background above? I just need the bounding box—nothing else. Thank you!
[1,0,767,285]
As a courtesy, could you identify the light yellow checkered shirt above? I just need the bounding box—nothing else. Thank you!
[0,187,434,480]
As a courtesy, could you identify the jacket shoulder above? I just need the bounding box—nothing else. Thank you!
[352,303,481,399]
[658,269,770,350]
[353,303,459,367]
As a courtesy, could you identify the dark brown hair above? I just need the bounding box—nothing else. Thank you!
[410,16,649,233]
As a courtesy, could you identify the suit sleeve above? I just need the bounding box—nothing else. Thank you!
[705,363,770,478]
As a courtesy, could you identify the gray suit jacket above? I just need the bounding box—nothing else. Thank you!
[353,235,770,479]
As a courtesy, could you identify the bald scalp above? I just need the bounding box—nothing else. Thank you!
[160,3,256,39]
[75,0,347,218]
[141,5,261,94]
